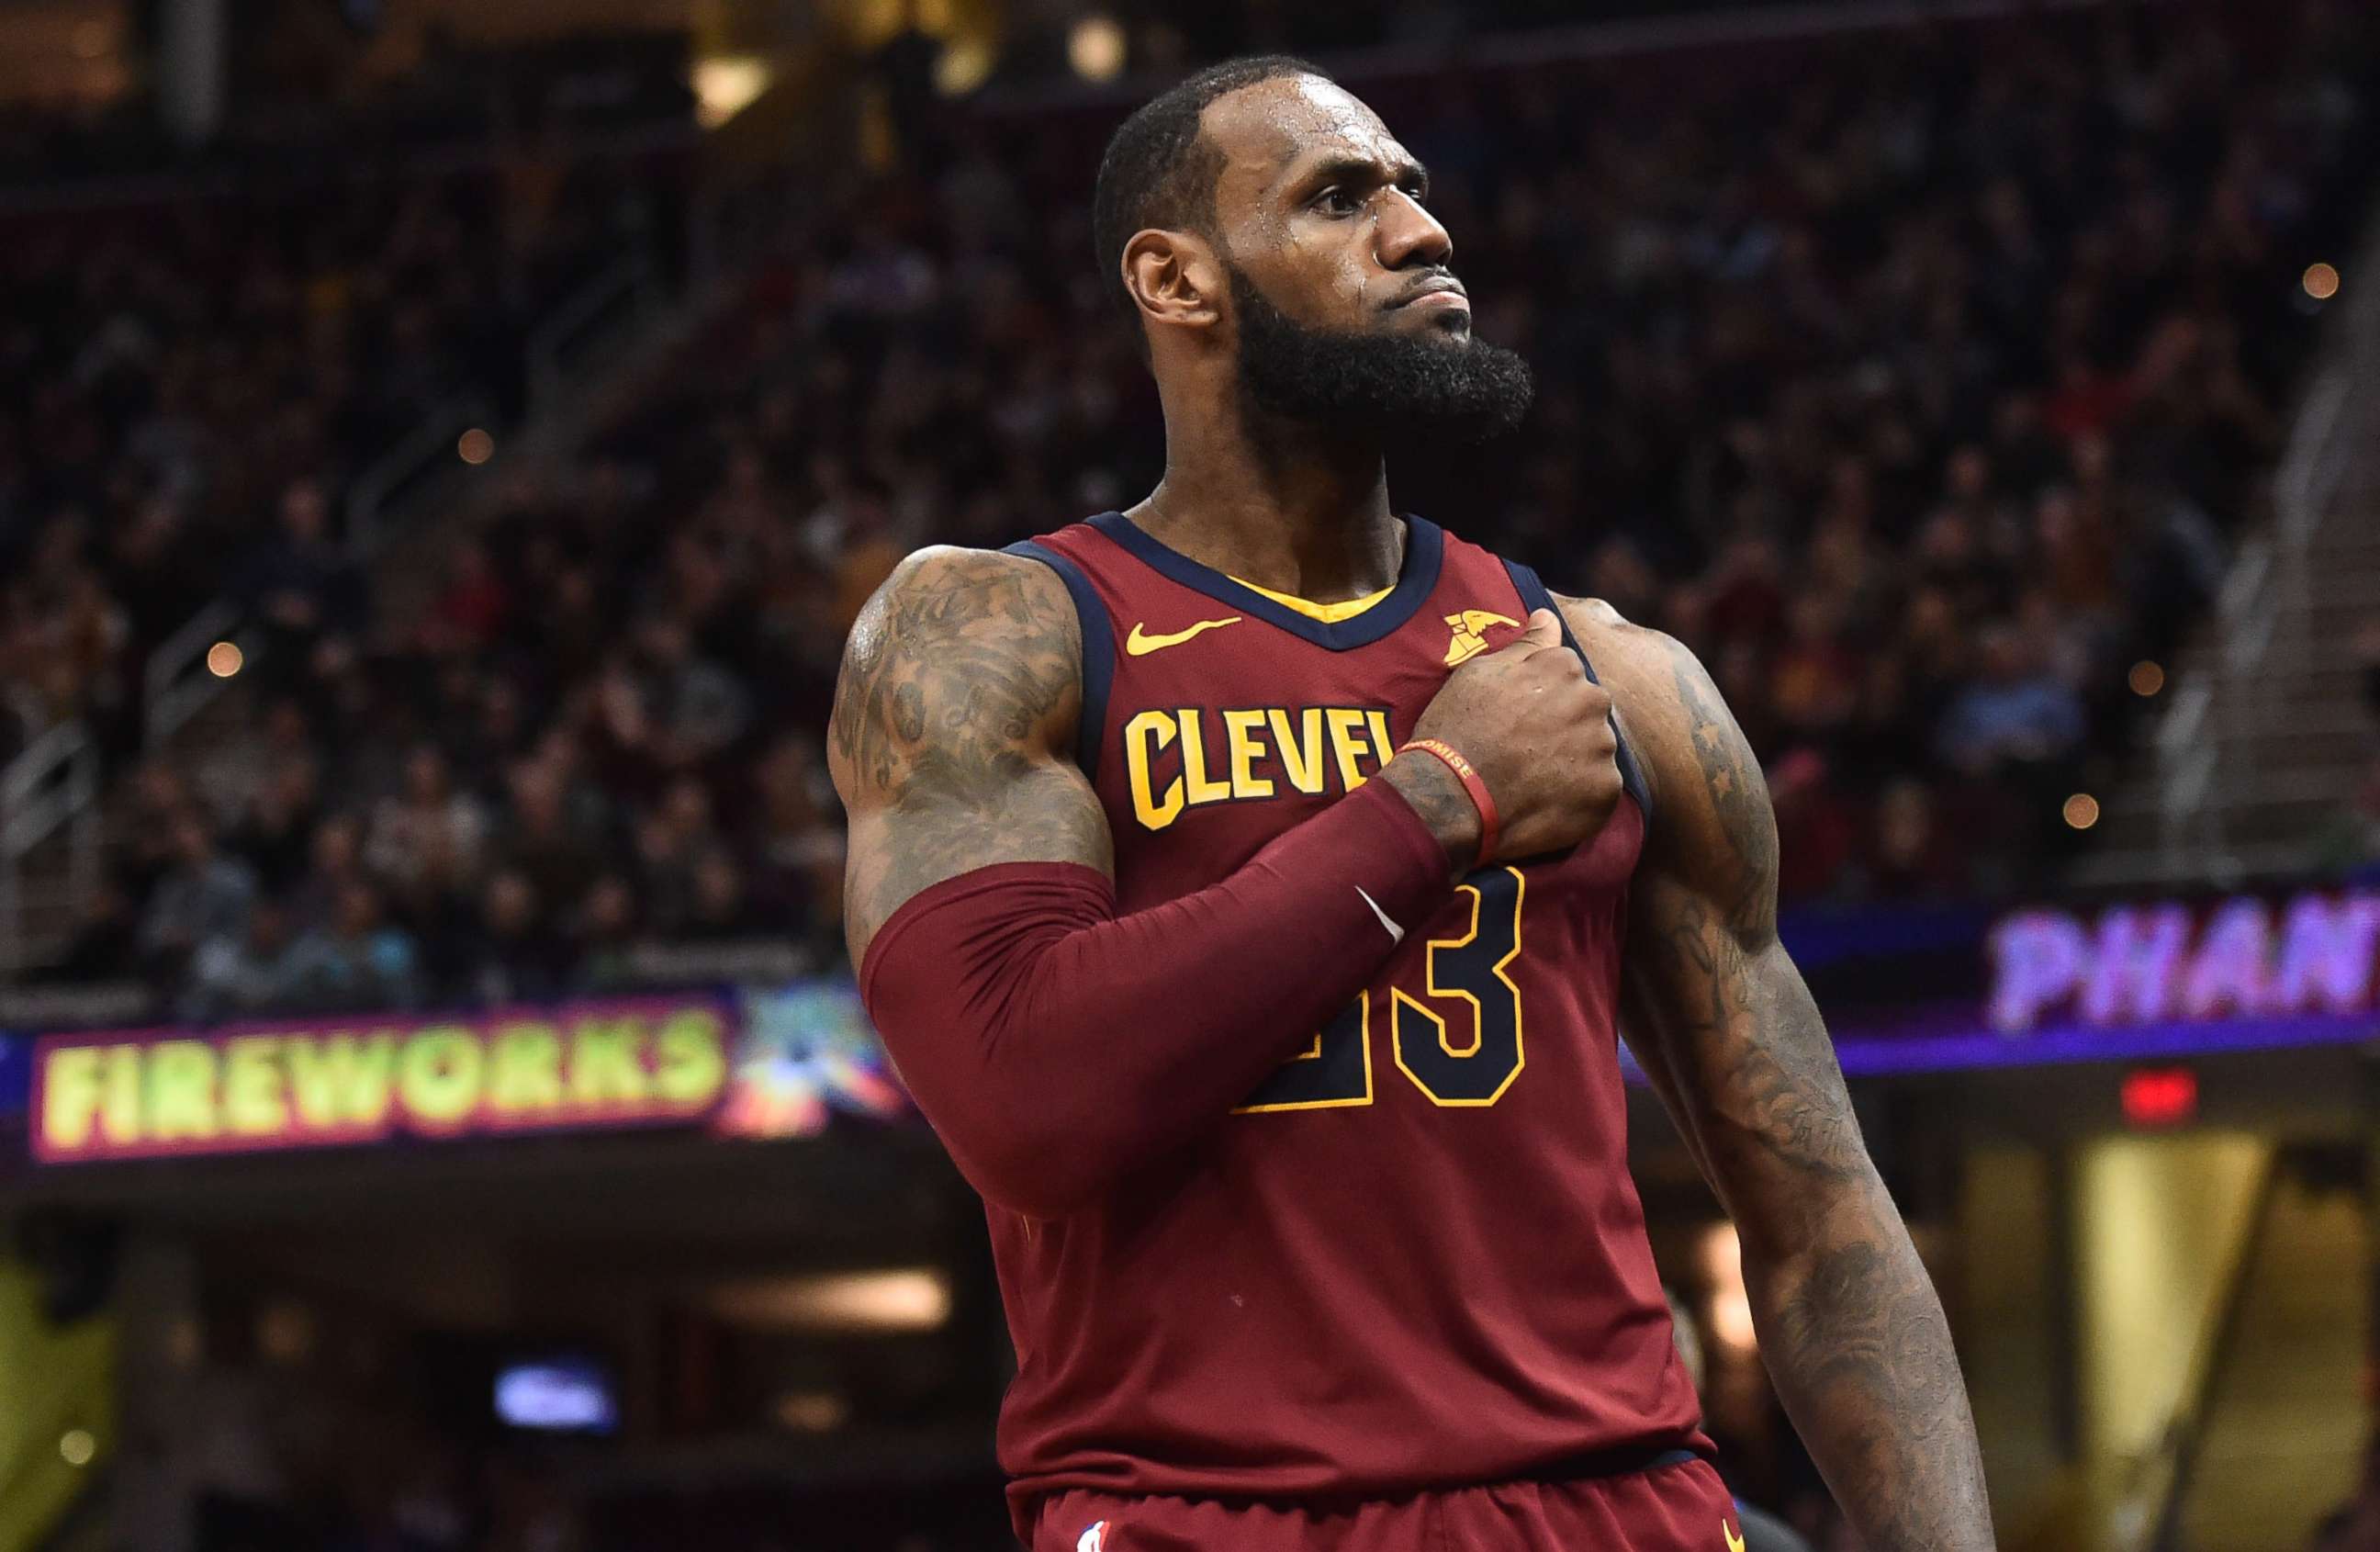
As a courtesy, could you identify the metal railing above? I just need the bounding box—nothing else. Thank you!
[345,390,497,560]
[140,597,248,752]
[2138,212,2380,885]
[0,722,100,974]
[2129,1156,2282,1552]
[528,253,663,417]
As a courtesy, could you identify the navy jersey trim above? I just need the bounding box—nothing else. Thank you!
[1502,558,1656,826]
[1084,510,1446,651]
[1003,539,1113,783]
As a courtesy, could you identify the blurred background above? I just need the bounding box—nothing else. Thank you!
[0,0,2374,1547]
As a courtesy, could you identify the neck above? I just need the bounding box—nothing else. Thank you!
[1132,403,1402,602]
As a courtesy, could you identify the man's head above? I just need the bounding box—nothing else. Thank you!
[1093,57,1531,444]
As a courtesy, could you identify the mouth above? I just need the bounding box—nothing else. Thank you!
[1389,276,1470,313]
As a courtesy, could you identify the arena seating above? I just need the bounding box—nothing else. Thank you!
[9,0,2374,1018]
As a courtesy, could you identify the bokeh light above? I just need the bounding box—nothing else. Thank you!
[1069,15,1128,81]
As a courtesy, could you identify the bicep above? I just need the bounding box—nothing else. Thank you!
[827,547,1115,965]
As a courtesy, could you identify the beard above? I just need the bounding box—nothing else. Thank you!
[1228,263,1535,444]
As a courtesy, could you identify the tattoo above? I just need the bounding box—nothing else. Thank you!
[1626,630,1861,1182]
[1585,606,1993,1551]
[1377,755,1476,879]
[1769,1235,1997,1552]
[1662,634,1778,935]
[827,548,1112,963]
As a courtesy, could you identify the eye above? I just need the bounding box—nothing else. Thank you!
[1398,179,1428,204]
[1313,186,1363,217]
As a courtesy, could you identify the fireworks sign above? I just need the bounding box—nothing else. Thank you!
[31,997,735,1163]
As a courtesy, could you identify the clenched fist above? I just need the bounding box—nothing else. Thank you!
[1382,609,1623,871]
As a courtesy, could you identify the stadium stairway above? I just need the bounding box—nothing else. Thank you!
[2079,214,2380,891]
[2172,1157,2366,1552]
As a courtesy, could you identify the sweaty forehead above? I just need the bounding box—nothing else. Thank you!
[1200,76,1407,211]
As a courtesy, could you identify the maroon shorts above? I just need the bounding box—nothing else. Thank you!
[1028,1452,1741,1551]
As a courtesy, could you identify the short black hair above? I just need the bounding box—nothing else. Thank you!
[1091,53,1331,338]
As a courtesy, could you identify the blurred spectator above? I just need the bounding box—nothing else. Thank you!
[572,872,643,987]
[234,478,365,682]
[184,899,308,1019]
[1935,625,2089,777]
[40,877,143,984]
[140,818,261,975]
[673,849,766,940]
[286,881,421,1012]
[464,869,572,1005]
[227,756,324,897]
[366,746,488,893]
[499,761,604,911]
[635,615,753,773]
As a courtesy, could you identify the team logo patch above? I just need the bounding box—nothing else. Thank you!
[1443,609,1521,666]
[1076,1520,1109,1551]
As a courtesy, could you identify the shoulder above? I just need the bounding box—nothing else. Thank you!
[854,544,1083,652]
[1546,593,1701,789]
[1549,591,1775,882]
[839,545,1084,698]
[829,545,1086,794]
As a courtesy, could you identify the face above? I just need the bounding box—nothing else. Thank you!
[1184,76,1532,441]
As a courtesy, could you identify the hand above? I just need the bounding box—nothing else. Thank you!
[1383,608,1622,868]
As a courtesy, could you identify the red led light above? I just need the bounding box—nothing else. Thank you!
[2121,1066,2198,1130]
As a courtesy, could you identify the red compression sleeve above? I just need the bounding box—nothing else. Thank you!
[859,777,1450,1218]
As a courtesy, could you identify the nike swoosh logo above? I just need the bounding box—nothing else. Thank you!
[1354,886,1405,945]
[1125,616,1241,655]
[1724,1521,1746,1552]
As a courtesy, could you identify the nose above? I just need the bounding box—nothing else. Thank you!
[1375,186,1452,272]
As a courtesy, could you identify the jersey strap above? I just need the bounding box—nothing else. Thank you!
[1002,539,1115,783]
[1501,559,1656,824]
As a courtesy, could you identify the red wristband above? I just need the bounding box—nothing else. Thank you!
[1398,737,1499,869]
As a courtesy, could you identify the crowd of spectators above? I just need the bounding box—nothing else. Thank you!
[13,0,2379,1018]
[0,145,681,770]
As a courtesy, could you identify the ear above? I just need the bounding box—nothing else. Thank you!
[1121,228,1225,342]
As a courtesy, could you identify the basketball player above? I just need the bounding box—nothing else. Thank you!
[829,55,1993,1552]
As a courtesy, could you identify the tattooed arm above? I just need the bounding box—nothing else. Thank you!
[1568,596,1995,1552]
[828,545,1111,966]
[826,546,1465,1215]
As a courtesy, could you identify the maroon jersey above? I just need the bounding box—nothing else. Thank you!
[993,512,1708,1522]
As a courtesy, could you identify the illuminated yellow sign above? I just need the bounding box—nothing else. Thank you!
[32,998,733,1164]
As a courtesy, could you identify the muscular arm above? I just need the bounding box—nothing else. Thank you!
[828,545,1111,963]
[1569,597,1994,1552]
[827,547,1463,1216]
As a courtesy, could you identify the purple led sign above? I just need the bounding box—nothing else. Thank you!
[1627,885,2380,1080]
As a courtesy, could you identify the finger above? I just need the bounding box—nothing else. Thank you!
[1518,608,1565,650]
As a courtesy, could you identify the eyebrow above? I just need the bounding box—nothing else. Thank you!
[1283,152,1431,201]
